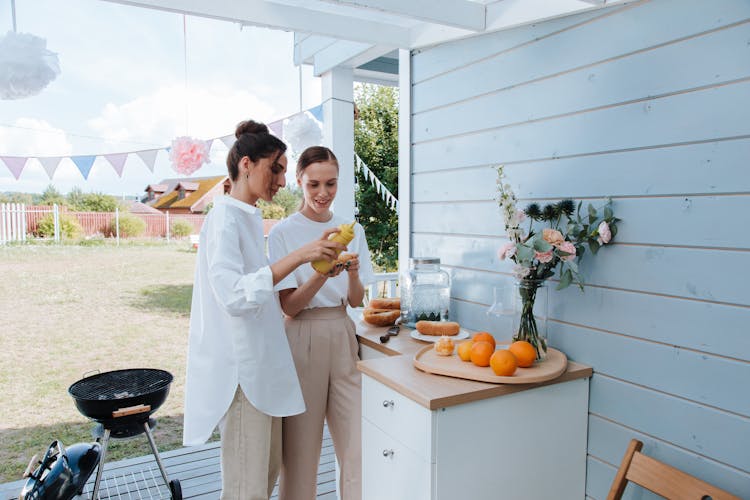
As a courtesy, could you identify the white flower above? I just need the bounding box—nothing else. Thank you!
[513,265,531,279]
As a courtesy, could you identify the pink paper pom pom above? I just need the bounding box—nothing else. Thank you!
[170,136,209,175]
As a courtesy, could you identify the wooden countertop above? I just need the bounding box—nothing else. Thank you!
[352,310,592,410]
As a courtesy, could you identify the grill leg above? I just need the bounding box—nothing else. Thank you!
[91,428,110,500]
[143,422,172,492]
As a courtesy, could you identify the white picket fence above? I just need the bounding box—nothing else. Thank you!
[0,203,29,244]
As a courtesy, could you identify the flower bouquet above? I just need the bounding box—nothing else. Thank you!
[496,165,620,359]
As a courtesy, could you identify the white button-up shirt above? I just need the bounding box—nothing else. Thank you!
[183,196,305,446]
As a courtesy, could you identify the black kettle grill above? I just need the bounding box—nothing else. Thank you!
[19,440,101,500]
[65,368,182,500]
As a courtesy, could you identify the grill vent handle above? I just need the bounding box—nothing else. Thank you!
[112,404,152,418]
[22,454,39,478]
[82,369,100,379]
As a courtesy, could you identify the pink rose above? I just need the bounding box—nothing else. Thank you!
[558,241,576,261]
[597,221,612,245]
[543,228,564,246]
[498,242,516,260]
[535,249,554,263]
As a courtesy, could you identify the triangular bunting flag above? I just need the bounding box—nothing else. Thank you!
[38,157,62,179]
[205,139,215,153]
[72,155,97,179]
[1,156,27,180]
[104,153,128,177]
[220,135,235,148]
[136,150,159,172]
[268,120,282,138]
[308,105,323,123]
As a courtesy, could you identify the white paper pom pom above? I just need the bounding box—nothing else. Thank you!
[0,31,61,100]
[283,112,323,156]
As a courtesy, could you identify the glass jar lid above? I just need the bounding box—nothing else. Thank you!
[410,257,440,265]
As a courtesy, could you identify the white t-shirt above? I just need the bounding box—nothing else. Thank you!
[268,212,376,308]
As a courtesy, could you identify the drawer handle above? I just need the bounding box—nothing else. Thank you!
[382,400,394,408]
[382,449,394,458]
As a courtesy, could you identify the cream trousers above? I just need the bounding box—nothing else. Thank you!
[279,305,362,500]
[219,386,282,500]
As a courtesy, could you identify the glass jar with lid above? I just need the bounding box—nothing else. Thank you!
[400,257,451,328]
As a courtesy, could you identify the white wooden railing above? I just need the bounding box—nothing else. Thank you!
[367,272,399,300]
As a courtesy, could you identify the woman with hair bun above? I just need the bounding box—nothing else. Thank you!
[268,146,375,500]
[183,121,345,500]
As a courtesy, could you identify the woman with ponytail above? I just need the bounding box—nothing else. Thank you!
[183,121,345,500]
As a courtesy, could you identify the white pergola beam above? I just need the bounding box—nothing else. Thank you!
[295,34,338,65]
[485,0,630,33]
[100,0,411,47]
[317,0,486,31]
[313,41,395,76]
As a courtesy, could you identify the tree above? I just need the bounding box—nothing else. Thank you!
[0,192,33,204]
[271,186,303,217]
[354,83,399,271]
[37,185,67,206]
[64,186,120,212]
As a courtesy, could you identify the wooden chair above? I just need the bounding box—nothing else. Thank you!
[607,439,742,500]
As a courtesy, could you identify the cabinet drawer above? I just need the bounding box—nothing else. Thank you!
[362,376,433,460]
[362,418,431,500]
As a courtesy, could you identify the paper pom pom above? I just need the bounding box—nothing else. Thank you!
[283,112,323,155]
[0,31,61,100]
[169,136,209,175]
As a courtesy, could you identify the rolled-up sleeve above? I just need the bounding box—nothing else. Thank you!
[207,216,273,316]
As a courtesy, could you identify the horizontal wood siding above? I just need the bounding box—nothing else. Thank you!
[409,0,750,498]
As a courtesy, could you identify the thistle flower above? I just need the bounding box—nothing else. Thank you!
[542,204,557,221]
[558,199,575,217]
[525,203,542,220]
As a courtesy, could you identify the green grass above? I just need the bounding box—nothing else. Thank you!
[0,243,216,483]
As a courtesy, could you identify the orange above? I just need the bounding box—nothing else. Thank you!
[457,340,474,362]
[470,341,494,367]
[508,340,537,367]
[472,332,496,350]
[490,349,518,376]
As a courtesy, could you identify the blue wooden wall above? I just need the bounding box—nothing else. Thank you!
[408,0,750,497]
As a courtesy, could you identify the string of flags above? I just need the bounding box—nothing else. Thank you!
[0,104,324,181]
[355,154,398,212]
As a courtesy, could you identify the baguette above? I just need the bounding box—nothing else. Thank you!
[415,320,460,336]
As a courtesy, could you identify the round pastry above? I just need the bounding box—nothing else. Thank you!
[363,307,401,327]
[369,297,400,310]
[415,320,460,336]
[434,336,455,356]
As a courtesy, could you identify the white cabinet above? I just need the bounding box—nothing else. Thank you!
[361,375,589,500]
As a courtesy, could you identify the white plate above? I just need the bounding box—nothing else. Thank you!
[410,329,470,343]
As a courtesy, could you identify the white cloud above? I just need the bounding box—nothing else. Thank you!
[88,84,278,146]
[0,118,73,157]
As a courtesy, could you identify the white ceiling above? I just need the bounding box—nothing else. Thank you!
[101,0,631,80]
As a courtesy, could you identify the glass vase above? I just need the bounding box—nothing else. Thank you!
[513,278,549,360]
[486,285,515,345]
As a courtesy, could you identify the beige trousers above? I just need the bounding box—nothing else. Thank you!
[218,386,282,500]
[279,305,362,500]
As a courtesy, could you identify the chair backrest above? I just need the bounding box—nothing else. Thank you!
[607,439,742,500]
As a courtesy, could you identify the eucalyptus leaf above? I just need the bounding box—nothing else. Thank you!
[557,268,573,290]
[566,259,579,273]
[589,239,600,254]
[533,237,553,252]
[604,206,613,219]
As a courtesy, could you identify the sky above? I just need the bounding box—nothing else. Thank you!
[0,0,322,197]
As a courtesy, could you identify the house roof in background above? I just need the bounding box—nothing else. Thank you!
[153,176,227,210]
[122,200,163,214]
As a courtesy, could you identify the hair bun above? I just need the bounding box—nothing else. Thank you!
[235,120,269,139]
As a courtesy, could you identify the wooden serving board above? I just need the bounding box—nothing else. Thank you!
[413,344,568,384]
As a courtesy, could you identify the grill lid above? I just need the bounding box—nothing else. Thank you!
[69,369,172,401]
